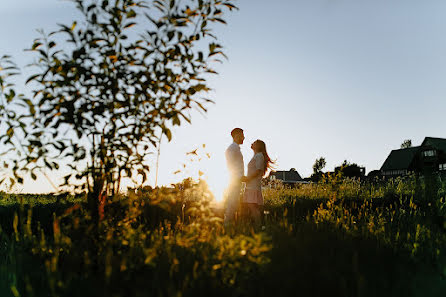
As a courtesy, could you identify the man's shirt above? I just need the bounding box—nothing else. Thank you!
[225,142,244,181]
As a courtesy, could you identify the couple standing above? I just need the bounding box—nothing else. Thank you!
[224,128,273,227]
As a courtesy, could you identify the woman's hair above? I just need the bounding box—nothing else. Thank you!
[254,140,275,176]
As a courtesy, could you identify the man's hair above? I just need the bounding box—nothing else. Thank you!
[231,128,243,138]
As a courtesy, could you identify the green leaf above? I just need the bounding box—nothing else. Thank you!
[127,10,136,18]
[223,3,238,10]
[6,89,15,102]
[193,84,207,92]
[87,4,96,12]
[124,22,136,29]
[172,115,180,126]
[164,128,172,141]
[32,42,42,50]
[213,18,226,24]
[209,43,216,53]
[6,127,13,138]
[167,31,174,40]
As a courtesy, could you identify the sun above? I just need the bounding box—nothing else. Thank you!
[196,159,229,203]
[178,145,229,203]
[205,170,228,203]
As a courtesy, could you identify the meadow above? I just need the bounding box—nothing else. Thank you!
[1,174,446,297]
[3,1,446,296]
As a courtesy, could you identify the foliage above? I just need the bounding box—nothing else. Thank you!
[0,0,237,221]
[0,56,29,188]
[312,157,326,174]
[1,176,446,296]
[311,156,326,182]
[401,139,412,149]
[1,180,272,297]
[334,160,365,178]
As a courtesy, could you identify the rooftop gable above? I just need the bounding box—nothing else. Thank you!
[271,169,302,182]
[421,137,446,153]
[380,146,420,171]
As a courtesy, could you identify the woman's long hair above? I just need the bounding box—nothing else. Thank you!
[254,140,275,176]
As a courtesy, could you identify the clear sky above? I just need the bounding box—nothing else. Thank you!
[2,0,446,198]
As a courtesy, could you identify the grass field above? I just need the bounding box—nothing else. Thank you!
[1,175,446,297]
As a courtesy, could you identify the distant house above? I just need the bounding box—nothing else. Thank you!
[380,146,420,177]
[380,137,446,177]
[413,137,446,173]
[268,168,304,185]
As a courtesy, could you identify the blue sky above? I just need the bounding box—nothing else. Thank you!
[2,0,446,196]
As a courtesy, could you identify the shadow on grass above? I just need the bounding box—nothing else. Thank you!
[257,222,446,297]
[1,194,445,297]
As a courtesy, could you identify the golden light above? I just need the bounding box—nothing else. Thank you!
[178,145,229,204]
[205,168,228,203]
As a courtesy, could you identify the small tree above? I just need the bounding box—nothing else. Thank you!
[312,157,326,175]
[311,157,326,182]
[401,139,412,149]
[1,0,236,222]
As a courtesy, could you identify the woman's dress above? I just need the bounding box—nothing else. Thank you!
[243,152,264,205]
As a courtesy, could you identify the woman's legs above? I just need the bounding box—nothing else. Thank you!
[247,203,261,228]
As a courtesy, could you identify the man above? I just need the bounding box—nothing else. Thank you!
[224,128,245,226]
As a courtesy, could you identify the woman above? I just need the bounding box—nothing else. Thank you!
[241,139,274,227]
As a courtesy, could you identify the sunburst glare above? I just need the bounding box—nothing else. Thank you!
[173,144,229,204]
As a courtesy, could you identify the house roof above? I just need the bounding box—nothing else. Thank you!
[380,146,420,171]
[421,137,446,152]
[270,169,302,182]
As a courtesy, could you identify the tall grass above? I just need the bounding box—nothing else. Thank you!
[1,175,445,297]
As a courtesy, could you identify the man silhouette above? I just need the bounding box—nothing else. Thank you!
[224,128,245,226]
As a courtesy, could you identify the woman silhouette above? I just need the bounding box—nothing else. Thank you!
[241,139,274,227]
